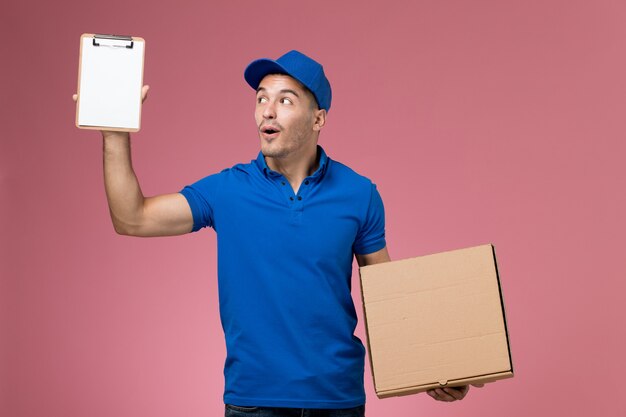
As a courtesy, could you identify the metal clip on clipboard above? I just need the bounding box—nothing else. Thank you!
[92,34,134,49]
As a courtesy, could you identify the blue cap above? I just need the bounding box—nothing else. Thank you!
[244,50,332,112]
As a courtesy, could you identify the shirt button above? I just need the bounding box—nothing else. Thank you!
[304,180,310,185]
[297,196,302,201]
[290,197,294,201]
[281,181,286,186]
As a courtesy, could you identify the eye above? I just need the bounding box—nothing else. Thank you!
[257,96,268,104]
[280,97,293,105]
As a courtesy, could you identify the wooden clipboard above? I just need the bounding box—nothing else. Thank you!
[75,33,145,132]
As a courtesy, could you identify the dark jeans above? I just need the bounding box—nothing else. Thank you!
[225,404,365,417]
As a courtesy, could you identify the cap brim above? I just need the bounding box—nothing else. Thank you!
[244,58,289,89]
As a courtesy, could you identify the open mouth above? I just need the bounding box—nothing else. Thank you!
[261,125,281,138]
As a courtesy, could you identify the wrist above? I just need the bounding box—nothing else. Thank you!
[101,130,129,138]
[101,130,130,140]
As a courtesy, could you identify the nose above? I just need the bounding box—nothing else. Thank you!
[262,100,276,119]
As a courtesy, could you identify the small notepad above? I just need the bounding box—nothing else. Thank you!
[75,34,145,132]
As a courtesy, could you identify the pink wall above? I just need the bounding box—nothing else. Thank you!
[2,1,625,416]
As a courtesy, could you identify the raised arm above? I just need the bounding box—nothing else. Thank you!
[74,86,193,237]
[102,131,193,236]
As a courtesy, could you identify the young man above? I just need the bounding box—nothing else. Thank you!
[74,50,479,417]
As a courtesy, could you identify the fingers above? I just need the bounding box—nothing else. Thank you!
[443,386,468,401]
[72,94,77,102]
[426,385,470,402]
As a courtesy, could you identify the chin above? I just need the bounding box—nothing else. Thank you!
[261,149,287,158]
[260,143,287,158]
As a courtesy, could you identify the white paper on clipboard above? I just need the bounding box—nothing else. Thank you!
[76,33,145,132]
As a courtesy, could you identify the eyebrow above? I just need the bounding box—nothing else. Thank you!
[256,87,300,98]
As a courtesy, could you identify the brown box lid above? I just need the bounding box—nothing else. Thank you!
[359,244,513,398]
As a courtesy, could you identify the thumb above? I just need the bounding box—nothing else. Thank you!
[141,85,150,102]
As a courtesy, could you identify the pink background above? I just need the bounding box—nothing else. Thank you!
[2,1,625,416]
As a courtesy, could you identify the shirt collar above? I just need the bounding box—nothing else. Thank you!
[255,145,329,180]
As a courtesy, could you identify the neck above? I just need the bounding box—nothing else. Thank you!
[265,143,319,192]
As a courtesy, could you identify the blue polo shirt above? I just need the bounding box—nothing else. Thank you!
[179,145,386,409]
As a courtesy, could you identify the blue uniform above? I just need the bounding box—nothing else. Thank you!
[180,146,386,409]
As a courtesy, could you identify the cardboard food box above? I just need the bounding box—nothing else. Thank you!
[359,244,513,398]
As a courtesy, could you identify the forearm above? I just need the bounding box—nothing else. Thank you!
[102,131,146,234]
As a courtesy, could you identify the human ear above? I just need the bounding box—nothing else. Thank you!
[313,109,326,131]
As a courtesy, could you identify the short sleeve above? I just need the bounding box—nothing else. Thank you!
[353,183,386,255]
[179,172,223,232]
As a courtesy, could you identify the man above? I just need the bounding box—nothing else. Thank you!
[74,50,480,417]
